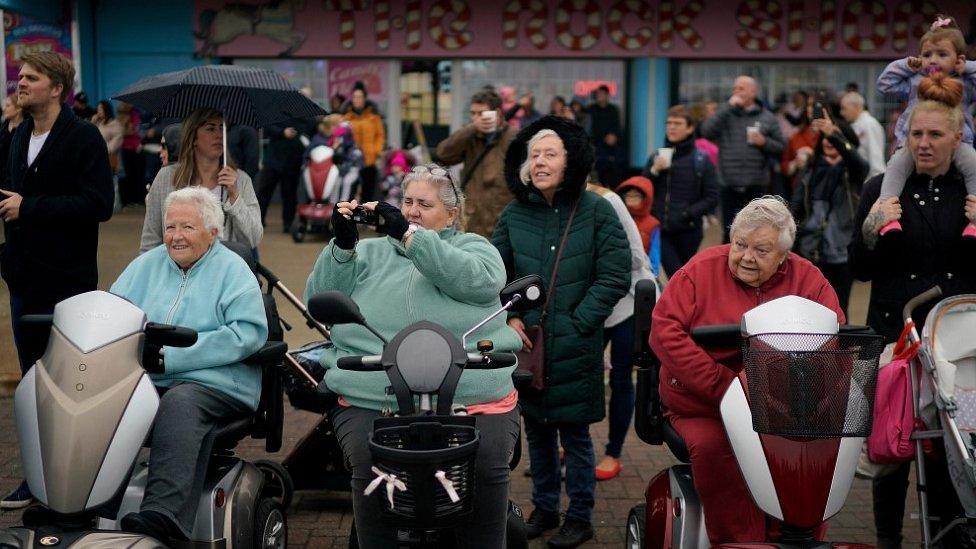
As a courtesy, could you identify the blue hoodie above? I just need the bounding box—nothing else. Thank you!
[111,242,268,410]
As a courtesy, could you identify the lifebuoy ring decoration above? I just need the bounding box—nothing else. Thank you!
[669,0,705,51]
[786,0,804,51]
[820,0,837,51]
[841,0,887,53]
[555,0,602,51]
[428,0,473,50]
[501,0,549,50]
[607,0,653,51]
[736,0,782,52]
[892,0,938,52]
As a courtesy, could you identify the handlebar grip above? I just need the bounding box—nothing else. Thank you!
[465,352,518,369]
[690,324,741,348]
[903,286,942,323]
[254,262,280,285]
[336,355,383,371]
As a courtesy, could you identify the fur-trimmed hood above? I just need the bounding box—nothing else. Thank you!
[504,115,594,203]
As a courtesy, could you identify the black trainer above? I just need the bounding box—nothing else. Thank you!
[525,509,560,540]
[547,517,594,548]
[120,510,188,544]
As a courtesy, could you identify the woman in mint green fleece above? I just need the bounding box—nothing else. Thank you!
[111,187,268,544]
[305,164,522,548]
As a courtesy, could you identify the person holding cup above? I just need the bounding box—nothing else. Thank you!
[645,105,720,276]
[436,88,519,238]
[781,93,826,199]
[701,75,785,242]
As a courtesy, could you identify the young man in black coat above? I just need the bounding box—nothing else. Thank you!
[0,52,113,508]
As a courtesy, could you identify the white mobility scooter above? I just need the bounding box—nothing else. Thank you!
[0,288,290,548]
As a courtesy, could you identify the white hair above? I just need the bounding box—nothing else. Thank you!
[401,163,465,230]
[163,186,225,239]
[729,195,796,252]
[841,91,865,110]
[519,129,561,185]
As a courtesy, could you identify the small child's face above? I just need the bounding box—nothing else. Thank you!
[623,189,645,208]
[391,165,405,177]
[920,38,963,74]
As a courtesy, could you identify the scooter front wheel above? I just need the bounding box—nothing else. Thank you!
[254,497,287,549]
[627,503,646,549]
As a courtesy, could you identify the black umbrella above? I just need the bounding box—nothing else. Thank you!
[114,64,326,164]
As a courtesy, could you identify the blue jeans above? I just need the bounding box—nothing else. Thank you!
[524,416,595,523]
[603,316,635,458]
[9,293,57,375]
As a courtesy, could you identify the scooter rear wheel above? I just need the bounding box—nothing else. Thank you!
[254,497,287,549]
[255,459,295,510]
[626,503,645,549]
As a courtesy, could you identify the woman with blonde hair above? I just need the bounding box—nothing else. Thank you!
[140,108,262,253]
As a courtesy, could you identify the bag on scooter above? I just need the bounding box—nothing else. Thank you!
[868,323,921,463]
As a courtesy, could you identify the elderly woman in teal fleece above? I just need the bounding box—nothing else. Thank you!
[110,187,268,545]
[305,163,522,549]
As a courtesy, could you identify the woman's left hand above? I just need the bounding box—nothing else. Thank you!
[373,202,410,241]
[217,166,239,203]
[966,194,976,222]
[810,115,836,137]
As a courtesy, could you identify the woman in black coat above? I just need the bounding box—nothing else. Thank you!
[849,76,976,549]
[791,115,868,315]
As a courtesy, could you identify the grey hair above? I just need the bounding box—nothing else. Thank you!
[729,195,796,252]
[519,129,561,185]
[401,162,465,230]
[841,91,865,110]
[163,186,225,239]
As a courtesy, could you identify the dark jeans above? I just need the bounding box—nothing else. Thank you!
[9,293,57,375]
[660,228,704,278]
[602,316,635,458]
[332,405,520,549]
[359,165,379,203]
[523,416,595,524]
[120,149,146,205]
[256,167,300,230]
[720,186,766,243]
[873,452,963,548]
[143,382,249,537]
[818,262,853,317]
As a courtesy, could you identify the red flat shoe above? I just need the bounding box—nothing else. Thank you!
[595,457,622,481]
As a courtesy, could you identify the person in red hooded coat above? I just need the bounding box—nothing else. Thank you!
[651,196,844,544]
[617,175,661,274]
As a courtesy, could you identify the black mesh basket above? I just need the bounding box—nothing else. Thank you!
[367,415,480,528]
[743,333,884,438]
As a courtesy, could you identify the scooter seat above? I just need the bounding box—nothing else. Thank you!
[212,416,255,449]
[663,419,690,463]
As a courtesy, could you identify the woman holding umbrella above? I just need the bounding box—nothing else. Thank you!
[139,108,263,253]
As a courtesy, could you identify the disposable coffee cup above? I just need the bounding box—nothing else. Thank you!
[658,147,674,167]
[746,126,761,139]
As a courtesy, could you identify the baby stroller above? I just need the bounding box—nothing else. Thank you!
[903,287,976,547]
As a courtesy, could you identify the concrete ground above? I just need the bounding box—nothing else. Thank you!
[0,206,921,547]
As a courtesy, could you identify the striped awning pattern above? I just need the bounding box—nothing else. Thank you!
[114,65,326,127]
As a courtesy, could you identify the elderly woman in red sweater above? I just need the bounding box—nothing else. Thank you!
[650,195,844,545]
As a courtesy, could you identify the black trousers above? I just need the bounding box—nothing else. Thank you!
[256,167,300,230]
[120,149,146,205]
[660,228,704,278]
[358,165,379,203]
[9,292,58,374]
[817,261,853,318]
[720,186,766,243]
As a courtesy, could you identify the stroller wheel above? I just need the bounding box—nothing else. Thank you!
[255,459,295,510]
[291,224,306,243]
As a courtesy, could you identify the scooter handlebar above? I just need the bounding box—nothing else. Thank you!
[336,355,383,371]
[464,352,517,369]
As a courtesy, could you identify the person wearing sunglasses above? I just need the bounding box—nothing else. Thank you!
[304,163,523,548]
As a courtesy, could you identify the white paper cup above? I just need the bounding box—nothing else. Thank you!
[746,126,761,139]
[657,147,674,167]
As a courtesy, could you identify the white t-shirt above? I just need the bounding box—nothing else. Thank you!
[28,131,50,166]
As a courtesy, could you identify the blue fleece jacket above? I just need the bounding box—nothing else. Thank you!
[305,228,522,413]
[111,242,268,410]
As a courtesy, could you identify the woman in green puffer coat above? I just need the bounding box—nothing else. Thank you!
[492,116,631,547]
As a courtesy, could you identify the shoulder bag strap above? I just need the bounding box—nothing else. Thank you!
[539,197,580,323]
[460,138,499,191]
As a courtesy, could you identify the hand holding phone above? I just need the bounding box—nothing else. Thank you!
[351,205,378,225]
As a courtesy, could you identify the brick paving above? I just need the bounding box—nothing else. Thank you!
[0,207,923,547]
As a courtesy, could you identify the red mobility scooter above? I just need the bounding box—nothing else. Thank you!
[627,279,885,548]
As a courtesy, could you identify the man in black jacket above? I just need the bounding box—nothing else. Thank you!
[645,105,719,276]
[0,52,113,508]
[255,119,312,232]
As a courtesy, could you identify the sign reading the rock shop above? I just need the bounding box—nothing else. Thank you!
[194,0,976,59]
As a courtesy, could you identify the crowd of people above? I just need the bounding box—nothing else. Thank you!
[1,12,976,549]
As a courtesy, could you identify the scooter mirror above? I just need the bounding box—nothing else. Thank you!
[500,275,546,313]
[308,291,367,326]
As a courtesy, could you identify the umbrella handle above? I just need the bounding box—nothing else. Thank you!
[223,123,228,168]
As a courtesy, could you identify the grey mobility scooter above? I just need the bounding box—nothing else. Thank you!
[0,287,291,548]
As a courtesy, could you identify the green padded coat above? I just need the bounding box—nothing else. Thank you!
[492,116,631,424]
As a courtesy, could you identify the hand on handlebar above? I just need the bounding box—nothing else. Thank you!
[508,317,532,351]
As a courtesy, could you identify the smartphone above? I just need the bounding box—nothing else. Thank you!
[351,205,378,225]
[812,102,825,120]
[481,110,497,124]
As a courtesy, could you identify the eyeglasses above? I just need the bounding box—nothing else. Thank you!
[410,164,461,206]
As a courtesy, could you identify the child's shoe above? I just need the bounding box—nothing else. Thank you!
[880,220,903,236]
[964,224,976,239]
